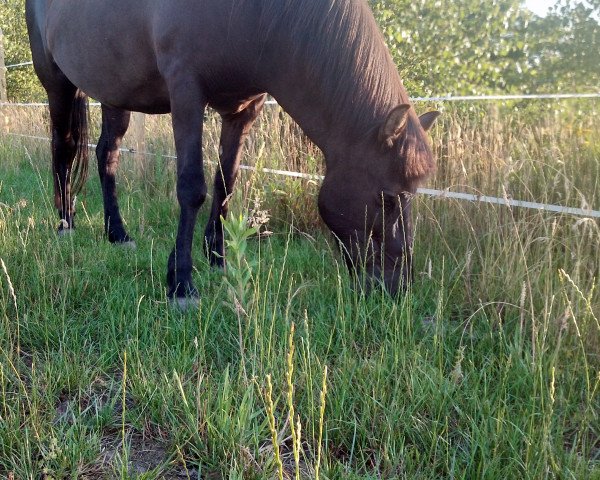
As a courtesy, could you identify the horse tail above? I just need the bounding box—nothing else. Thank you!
[70,89,90,195]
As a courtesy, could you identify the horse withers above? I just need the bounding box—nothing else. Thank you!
[26,0,439,307]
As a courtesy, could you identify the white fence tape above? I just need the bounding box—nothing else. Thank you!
[5,61,34,69]
[0,101,101,107]
[264,93,600,105]
[411,93,600,102]
[6,132,599,219]
[417,188,599,218]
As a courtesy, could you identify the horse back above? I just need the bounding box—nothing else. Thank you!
[29,0,268,113]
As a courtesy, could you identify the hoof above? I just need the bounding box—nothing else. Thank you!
[210,257,225,270]
[169,296,200,311]
[421,316,436,328]
[205,248,224,269]
[58,228,74,237]
[117,240,137,250]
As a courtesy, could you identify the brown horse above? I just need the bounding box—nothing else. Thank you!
[26,0,439,307]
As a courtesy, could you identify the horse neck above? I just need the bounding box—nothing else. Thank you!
[259,1,408,164]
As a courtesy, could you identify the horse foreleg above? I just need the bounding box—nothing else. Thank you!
[96,106,134,245]
[204,94,266,267]
[166,87,208,306]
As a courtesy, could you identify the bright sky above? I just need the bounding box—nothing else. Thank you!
[524,0,555,16]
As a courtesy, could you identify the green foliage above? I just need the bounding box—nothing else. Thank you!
[523,0,600,91]
[220,213,259,315]
[371,0,600,94]
[0,0,44,101]
[371,0,533,94]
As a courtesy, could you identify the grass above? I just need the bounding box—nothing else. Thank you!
[0,100,598,478]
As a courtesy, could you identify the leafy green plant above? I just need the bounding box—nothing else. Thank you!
[220,213,258,315]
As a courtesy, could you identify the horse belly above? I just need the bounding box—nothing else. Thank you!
[45,0,171,113]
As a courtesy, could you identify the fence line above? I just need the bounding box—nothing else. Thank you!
[267,93,600,104]
[417,189,600,218]
[411,93,600,101]
[4,59,600,101]
[0,101,102,107]
[5,61,34,69]
[6,132,599,219]
[2,93,600,109]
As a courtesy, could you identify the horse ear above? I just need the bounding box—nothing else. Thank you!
[379,104,411,147]
[419,111,441,131]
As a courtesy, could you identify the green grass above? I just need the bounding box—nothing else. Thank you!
[0,102,599,478]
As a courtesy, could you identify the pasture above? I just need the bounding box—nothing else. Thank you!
[0,100,599,478]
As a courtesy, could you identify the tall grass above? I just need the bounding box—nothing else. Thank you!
[0,100,598,478]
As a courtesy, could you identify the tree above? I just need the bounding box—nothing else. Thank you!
[522,0,600,91]
[370,0,599,94]
[0,0,44,101]
[370,0,533,95]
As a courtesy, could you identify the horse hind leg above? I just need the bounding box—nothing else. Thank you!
[27,3,89,234]
[203,94,267,267]
[47,83,90,234]
[96,105,134,246]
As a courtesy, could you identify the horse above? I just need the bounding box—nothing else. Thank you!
[26,0,439,308]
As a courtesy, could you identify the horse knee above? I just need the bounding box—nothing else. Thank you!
[95,136,108,161]
[194,183,208,207]
[178,180,207,209]
[53,135,76,159]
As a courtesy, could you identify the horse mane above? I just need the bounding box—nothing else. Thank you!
[258,0,434,179]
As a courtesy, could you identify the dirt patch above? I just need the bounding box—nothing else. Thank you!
[53,373,134,425]
[52,379,204,478]
[99,431,201,479]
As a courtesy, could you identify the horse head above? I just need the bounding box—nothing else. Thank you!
[318,105,440,296]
